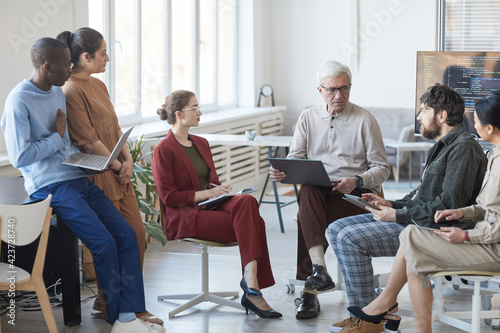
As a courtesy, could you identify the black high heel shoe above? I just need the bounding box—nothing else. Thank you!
[348,303,400,331]
[240,278,282,318]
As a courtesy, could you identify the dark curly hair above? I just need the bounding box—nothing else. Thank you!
[419,83,464,126]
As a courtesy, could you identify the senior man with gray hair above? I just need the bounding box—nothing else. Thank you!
[270,60,390,319]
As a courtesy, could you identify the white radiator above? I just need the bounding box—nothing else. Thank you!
[190,111,285,186]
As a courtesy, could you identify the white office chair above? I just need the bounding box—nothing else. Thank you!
[157,237,244,318]
[431,271,500,333]
[156,202,244,318]
[0,195,56,332]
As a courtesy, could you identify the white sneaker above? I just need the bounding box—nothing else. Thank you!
[111,318,166,333]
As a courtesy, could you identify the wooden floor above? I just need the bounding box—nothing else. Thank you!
[3,181,500,332]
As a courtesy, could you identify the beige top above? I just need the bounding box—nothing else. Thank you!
[288,102,390,192]
[62,76,132,201]
[461,146,500,243]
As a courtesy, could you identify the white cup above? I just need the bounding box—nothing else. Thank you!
[245,130,257,140]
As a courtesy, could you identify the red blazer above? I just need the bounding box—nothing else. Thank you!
[152,130,220,240]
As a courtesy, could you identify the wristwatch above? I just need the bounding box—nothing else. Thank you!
[354,175,363,188]
[464,231,471,245]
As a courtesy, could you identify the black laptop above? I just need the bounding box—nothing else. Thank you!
[269,158,335,187]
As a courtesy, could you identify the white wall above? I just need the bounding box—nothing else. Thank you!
[0,0,437,153]
[262,0,437,135]
[0,0,87,154]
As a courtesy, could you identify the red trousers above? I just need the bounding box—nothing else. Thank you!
[296,185,370,280]
[195,194,275,289]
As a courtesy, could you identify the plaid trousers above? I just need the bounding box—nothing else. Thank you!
[327,213,405,308]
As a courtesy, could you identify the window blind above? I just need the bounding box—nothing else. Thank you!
[444,0,500,51]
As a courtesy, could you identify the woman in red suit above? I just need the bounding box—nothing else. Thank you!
[152,90,281,318]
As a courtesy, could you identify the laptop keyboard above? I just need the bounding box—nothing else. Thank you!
[78,154,108,169]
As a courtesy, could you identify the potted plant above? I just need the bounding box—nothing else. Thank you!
[127,135,167,249]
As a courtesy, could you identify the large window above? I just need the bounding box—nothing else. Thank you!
[88,0,238,124]
[442,0,500,51]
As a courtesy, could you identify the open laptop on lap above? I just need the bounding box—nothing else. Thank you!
[63,126,134,171]
[269,158,337,187]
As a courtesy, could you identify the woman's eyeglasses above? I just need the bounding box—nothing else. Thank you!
[180,106,201,115]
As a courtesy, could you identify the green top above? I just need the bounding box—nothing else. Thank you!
[182,143,210,190]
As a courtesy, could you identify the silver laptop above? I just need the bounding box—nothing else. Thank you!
[269,158,335,187]
[63,127,134,171]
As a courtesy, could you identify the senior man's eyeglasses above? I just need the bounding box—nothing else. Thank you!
[181,106,202,115]
[320,84,351,96]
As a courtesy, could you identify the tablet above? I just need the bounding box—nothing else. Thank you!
[411,219,475,230]
[343,194,380,211]
[269,158,334,187]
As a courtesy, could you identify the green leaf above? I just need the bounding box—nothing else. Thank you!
[128,134,166,248]
[137,198,159,216]
[144,219,167,246]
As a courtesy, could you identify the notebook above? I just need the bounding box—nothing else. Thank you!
[198,187,257,209]
[269,158,337,187]
[343,194,381,211]
[63,127,134,171]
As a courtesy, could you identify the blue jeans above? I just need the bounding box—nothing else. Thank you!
[32,178,145,323]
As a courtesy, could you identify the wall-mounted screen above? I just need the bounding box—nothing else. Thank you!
[415,51,500,136]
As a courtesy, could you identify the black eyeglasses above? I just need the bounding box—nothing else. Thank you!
[320,84,351,96]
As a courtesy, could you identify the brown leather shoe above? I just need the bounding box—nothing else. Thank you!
[305,264,335,291]
[330,317,358,332]
[296,291,320,319]
[136,310,165,325]
[338,317,384,332]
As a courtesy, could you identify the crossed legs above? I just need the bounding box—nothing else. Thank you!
[347,249,433,333]
[327,213,405,308]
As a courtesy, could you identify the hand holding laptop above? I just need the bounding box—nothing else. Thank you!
[269,166,286,182]
[63,127,134,171]
[269,158,337,187]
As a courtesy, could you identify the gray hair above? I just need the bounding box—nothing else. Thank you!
[316,60,352,85]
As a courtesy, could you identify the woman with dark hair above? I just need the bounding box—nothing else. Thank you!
[333,93,500,333]
[152,90,282,318]
[56,27,163,328]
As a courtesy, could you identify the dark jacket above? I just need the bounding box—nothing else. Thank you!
[392,123,487,225]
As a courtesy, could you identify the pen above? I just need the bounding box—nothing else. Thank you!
[210,183,219,187]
